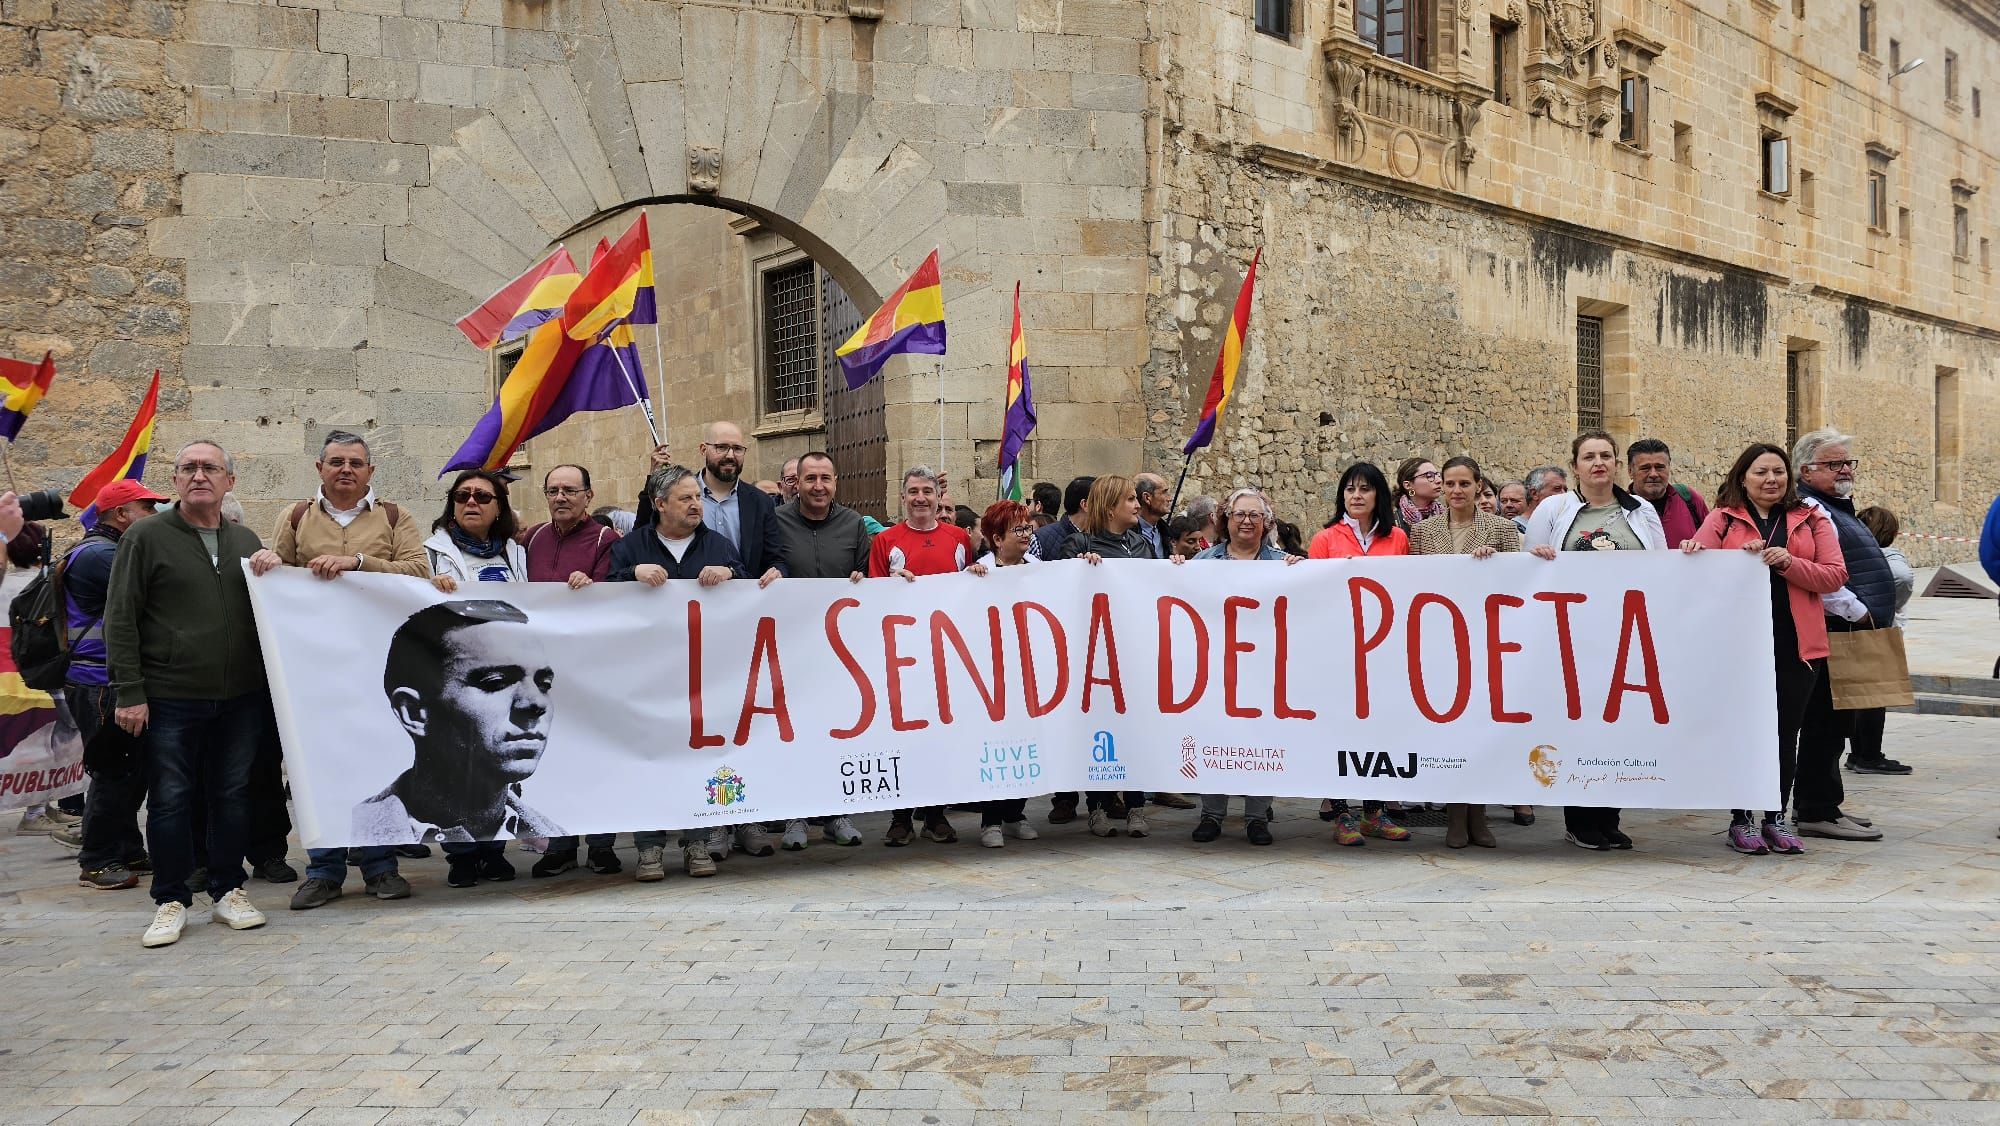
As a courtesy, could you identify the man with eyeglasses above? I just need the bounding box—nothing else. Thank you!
[518,463,624,879]
[779,457,801,504]
[106,441,271,947]
[1792,427,1899,842]
[248,429,429,911]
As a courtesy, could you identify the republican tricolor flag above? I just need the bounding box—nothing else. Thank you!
[997,283,1036,501]
[0,352,56,442]
[69,370,159,529]
[835,250,946,390]
[1183,248,1260,456]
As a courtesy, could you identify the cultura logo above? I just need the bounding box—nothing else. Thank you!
[706,766,748,807]
[1179,736,1199,780]
[840,754,902,801]
[1529,745,1559,788]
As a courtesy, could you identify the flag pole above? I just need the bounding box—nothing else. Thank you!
[603,320,662,447]
[650,322,669,444]
[1168,449,1194,516]
[935,358,945,474]
[0,441,19,495]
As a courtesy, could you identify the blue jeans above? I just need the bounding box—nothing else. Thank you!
[306,846,399,884]
[144,694,264,906]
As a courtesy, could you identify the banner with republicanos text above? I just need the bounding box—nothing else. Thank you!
[245,554,1780,848]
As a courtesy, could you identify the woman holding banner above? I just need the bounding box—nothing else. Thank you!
[1305,462,1413,847]
[1060,475,1155,838]
[1181,488,1303,846]
[1409,457,1522,849]
[1526,430,1668,852]
[1683,444,1847,856]
[973,500,1041,849]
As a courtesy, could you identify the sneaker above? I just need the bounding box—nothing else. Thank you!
[1359,813,1410,841]
[1088,809,1116,837]
[980,825,1004,848]
[682,843,716,878]
[78,864,139,891]
[123,853,152,874]
[531,850,578,879]
[1150,792,1198,810]
[1846,756,1912,775]
[394,843,433,859]
[45,805,82,825]
[1727,821,1769,855]
[781,820,810,851]
[1602,828,1634,850]
[1798,818,1882,841]
[186,867,208,894]
[211,888,267,931]
[477,855,515,882]
[142,902,187,948]
[921,816,958,844]
[735,823,776,857]
[1332,812,1365,847]
[365,872,411,900]
[705,826,733,861]
[15,808,63,834]
[50,824,84,852]
[1124,810,1149,838]
[253,857,298,883]
[586,846,623,874]
[1191,817,1222,843]
[1762,819,1805,855]
[1565,829,1612,851]
[289,877,344,910]
[826,816,864,846]
[1048,799,1078,825]
[883,818,914,847]
[446,860,480,888]
[634,846,667,882]
[1246,819,1273,846]
[1005,820,1037,840]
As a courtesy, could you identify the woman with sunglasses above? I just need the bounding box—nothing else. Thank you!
[422,468,529,888]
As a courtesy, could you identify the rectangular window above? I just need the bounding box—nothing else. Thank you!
[1983,237,1992,269]
[1255,0,1291,39]
[1785,345,1821,448]
[1898,205,1912,245]
[1576,314,1604,430]
[762,260,819,415]
[1868,169,1889,229]
[1619,74,1648,147]
[1934,367,1960,504]
[1946,51,1960,103]
[1785,349,1803,450]
[1889,39,1900,71]
[1955,202,1971,260]
[1976,88,1984,117]
[1491,18,1518,107]
[1800,169,1817,211]
[1356,0,1431,69]
[1761,132,1790,194]
[1860,2,1875,55]
[1673,122,1693,164]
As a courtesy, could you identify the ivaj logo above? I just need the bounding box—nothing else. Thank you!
[1334,750,1418,778]
[706,766,748,807]
[1087,731,1126,783]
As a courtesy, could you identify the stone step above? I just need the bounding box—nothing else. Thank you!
[1892,692,2000,719]
[1911,674,2000,699]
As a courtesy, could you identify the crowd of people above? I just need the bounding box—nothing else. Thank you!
[0,417,1962,950]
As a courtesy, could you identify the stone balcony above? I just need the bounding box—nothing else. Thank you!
[1319,36,1491,192]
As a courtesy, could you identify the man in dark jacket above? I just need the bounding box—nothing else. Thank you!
[691,420,787,582]
[1792,428,1896,842]
[64,478,167,890]
[1031,476,1093,560]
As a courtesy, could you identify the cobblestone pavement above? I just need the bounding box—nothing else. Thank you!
[2,712,1996,1125]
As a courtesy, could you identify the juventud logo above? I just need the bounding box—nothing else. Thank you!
[1529,745,1560,789]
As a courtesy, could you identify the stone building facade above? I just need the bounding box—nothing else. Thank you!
[2,0,1994,560]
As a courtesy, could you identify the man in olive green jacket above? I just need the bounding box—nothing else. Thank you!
[105,440,271,948]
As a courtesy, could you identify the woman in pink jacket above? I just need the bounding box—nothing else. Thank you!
[1683,442,1848,856]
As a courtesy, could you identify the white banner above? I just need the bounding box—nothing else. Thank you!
[246,554,1779,848]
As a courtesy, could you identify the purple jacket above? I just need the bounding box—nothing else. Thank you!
[520,519,619,584]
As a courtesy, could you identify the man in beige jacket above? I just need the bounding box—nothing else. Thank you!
[248,429,430,910]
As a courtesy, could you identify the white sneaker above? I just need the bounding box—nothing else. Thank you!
[683,842,717,878]
[1089,809,1117,837]
[142,902,186,948]
[825,816,863,846]
[210,888,267,931]
[735,823,776,857]
[634,846,667,881]
[705,826,732,861]
[1125,810,1150,838]
[1006,820,1038,840]
[15,808,63,834]
[781,820,809,851]
[980,825,1004,848]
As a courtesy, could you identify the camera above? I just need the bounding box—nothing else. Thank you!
[18,489,68,522]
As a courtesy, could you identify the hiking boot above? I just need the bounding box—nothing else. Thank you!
[142,902,186,948]
[586,846,623,874]
[826,816,864,846]
[682,843,716,878]
[1191,817,1222,843]
[1728,821,1769,855]
[634,846,667,882]
[1005,820,1037,840]
[78,864,139,891]
[1048,797,1078,824]
[1246,819,1273,846]
[530,850,578,878]
[289,877,344,910]
[364,872,411,900]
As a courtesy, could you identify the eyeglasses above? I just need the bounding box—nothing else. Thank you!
[1414,471,1443,481]
[321,457,368,470]
[175,462,227,477]
[1228,511,1266,522]
[704,443,748,456]
[543,486,587,498]
[452,489,498,505]
[1008,525,1035,537]
[1810,458,1860,472]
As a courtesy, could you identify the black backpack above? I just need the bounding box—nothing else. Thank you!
[7,543,69,692]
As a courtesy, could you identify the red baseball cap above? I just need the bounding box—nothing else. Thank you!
[94,479,170,509]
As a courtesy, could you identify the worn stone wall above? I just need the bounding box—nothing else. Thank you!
[1,0,188,506]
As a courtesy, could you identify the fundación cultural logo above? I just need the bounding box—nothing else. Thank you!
[839,754,902,802]
[1087,731,1126,784]
[706,766,748,808]
[1529,745,1560,789]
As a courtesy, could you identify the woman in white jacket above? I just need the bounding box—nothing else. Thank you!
[1523,429,1667,853]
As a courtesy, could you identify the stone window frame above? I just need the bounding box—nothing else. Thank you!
[1950,179,1978,262]
[1783,340,1823,451]
[1255,0,1301,42]
[1490,15,1521,109]
[1945,50,1961,110]
[1755,91,1797,199]
[1933,366,1961,506]
[1353,0,1435,71]
[1612,30,1665,155]
[1865,141,1898,234]
[1574,298,1631,436]
[748,243,828,435]
[1858,1,1878,59]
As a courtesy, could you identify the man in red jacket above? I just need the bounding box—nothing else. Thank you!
[1627,438,1710,547]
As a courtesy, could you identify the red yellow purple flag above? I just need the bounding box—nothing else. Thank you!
[69,370,159,528]
[998,283,1035,501]
[835,250,946,389]
[1183,248,1260,455]
[0,352,56,441]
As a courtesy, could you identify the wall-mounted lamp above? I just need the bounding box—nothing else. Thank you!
[1889,58,1927,82]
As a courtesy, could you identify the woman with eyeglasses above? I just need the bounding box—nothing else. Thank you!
[422,468,529,888]
[1392,456,1443,531]
[1306,462,1413,846]
[1524,429,1668,852]
[1058,474,1156,837]
[1408,456,1522,849]
[1177,488,1302,845]
[969,501,1044,848]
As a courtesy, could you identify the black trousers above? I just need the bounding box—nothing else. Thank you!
[979,799,1027,827]
[1847,707,1889,763]
[1795,647,1852,824]
[70,682,148,871]
[1736,656,1820,821]
[1562,806,1621,835]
